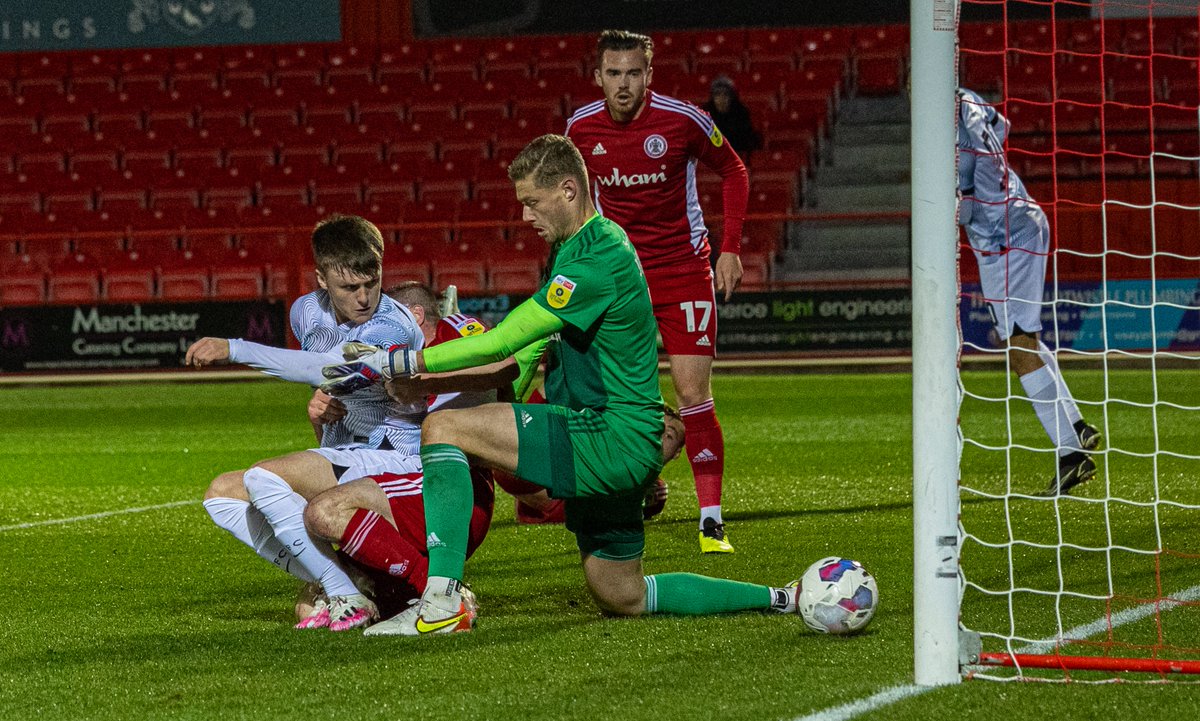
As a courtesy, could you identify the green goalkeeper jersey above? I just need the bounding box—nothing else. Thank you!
[531,215,664,439]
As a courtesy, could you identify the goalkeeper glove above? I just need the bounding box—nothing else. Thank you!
[319,343,419,395]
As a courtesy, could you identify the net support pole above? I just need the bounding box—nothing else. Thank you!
[910,0,961,687]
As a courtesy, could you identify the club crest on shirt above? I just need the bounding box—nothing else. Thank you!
[644,134,668,158]
[547,274,576,309]
[708,125,725,147]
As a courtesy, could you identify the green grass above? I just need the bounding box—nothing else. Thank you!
[3,372,1200,720]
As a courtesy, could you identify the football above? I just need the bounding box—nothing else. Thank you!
[797,557,878,635]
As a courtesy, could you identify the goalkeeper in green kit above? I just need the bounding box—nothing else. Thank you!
[322,134,801,635]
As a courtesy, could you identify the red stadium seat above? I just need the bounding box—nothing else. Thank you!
[250,106,301,137]
[279,144,331,176]
[333,142,388,179]
[47,254,101,304]
[0,265,46,305]
[211,255,266,300]
[856,52,904,95]
[159,259,211,301]
[226,146,277,178]
[103,255,157,303]
[325,66,376,100]
[15,77,67,110]
[273,67,322,95]
[312,182,364,214]
[376,64,426,93]
[407,83,460,126]
[382,252,431,288]
[738,251,771,287]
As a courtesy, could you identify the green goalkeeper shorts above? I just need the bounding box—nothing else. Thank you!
[512,403,662,561]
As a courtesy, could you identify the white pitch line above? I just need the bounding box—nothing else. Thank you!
[790,582,1200,721]
[790,684,929,721]
[0,499,197,532]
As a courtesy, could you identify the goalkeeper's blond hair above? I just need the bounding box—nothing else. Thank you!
[507,134,588,190]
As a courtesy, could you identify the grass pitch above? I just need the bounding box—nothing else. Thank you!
[3,372,1200,720]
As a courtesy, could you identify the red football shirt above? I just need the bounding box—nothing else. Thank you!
[427,313,492,412]
[565,90,749,278]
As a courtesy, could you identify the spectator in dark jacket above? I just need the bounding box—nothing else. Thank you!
[702,75,762,160]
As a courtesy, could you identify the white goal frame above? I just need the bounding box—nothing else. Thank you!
[910,0,962,686]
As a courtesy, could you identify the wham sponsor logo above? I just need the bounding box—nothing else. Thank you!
[596,167,667,188]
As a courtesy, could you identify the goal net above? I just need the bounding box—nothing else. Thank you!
[954,0,1200,681]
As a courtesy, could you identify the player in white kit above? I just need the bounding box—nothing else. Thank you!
[187,215,425,630]
[958,88,1102,496]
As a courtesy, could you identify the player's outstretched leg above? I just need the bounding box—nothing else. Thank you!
[582,556,795,616]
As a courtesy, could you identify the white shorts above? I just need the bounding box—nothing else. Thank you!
[973,210,1050,341]
[310,446,421,484]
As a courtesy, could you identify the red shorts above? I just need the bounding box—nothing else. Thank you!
[370,467,495,558]
[647,267,717,357]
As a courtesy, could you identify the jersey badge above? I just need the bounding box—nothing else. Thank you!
[592,143,607,155]
[547,274,576,309]
[459,320,486,337]
[708,126,725,147]
[644,134,668,158]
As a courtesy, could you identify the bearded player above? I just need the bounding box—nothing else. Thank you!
[565,30,750,553]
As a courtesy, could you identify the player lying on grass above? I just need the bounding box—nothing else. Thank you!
[321,135,802,637]
[958,88,1102,496]
[188,214,432,630]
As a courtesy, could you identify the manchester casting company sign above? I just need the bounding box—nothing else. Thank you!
[0,301,285,373]
[0,0,338,51]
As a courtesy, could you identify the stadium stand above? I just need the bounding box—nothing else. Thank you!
[2,19,1189,302]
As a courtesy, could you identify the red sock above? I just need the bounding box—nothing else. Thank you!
[340,508,429,591]
[681,399,724,509]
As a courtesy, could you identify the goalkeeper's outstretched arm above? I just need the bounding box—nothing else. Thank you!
[320,300,562,394]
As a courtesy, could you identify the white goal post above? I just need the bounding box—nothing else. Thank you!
[910,0,963,687]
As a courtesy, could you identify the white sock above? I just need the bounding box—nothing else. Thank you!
[203,497,315,582]
[699,506,723,529]
[243,467,358,597]
[423,575,463,613]
[1037,341,1083,424]
[1019,365,1080,457]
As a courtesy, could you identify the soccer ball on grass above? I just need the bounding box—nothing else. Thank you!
[797,556,878,635]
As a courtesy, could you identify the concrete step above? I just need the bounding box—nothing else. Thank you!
[816,164,910,186]
[828,142,911,168]
[810,182,911,211]
[780,220,910,278]
[832,122,911,146]
[837,94,909,124]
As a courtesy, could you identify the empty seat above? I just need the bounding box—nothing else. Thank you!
[103,255,157,303]
[48,254,101,304]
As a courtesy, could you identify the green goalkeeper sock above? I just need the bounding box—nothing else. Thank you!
[420,443,474,581]
[643,573,774,615]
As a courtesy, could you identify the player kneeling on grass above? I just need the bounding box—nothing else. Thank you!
[321,135,800,636]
